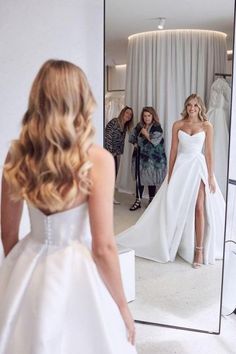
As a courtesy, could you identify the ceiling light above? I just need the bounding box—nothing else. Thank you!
[128,30,227,41]
[115,64,127,69]
[157,17,166,30]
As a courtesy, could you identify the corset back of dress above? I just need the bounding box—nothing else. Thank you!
[28,203,92,248]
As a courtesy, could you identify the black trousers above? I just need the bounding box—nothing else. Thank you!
[136,185,156,200]
[113,155,121,178]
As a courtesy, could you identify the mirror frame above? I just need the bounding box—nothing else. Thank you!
[104,1,236,334]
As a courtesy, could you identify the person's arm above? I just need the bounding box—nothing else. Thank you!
[140,127,151,142]
[148,124,164,146]
[1,156,23,256]
[128,125,139,145]
[88,145,135,345]
[104,119,115,154]
[168,122,179,183]
[204,122,216,193]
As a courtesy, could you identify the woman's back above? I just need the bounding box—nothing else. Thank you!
[0,60,136,353]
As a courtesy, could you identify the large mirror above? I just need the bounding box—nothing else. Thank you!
[105,0,235,333]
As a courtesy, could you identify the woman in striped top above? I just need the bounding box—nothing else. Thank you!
[105,106,134,176]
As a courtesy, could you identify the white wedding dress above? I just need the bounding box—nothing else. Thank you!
[117,130,225,265]
[0,203,136,354]
[207,78,231,199]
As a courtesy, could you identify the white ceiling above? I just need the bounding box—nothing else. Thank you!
[105,0,235,64]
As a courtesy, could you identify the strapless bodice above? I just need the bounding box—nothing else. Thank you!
[178,130,205,155]
[28,203,92,248]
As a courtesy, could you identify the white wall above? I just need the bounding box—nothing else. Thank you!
[226,58,233,74]
[0,0,104,236]
[107,65,126,91]
[0,0,104,163]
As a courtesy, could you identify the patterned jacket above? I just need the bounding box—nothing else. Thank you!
[104,118,126,155]
[129,122,167,186]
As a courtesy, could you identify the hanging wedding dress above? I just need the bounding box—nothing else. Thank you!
[0,203,136,354]
[207,77,231,199]
[117,130,225,265]
[105,92,125,125]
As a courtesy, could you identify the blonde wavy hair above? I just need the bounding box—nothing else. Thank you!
[181,94,208,121]
[4,59,95,212]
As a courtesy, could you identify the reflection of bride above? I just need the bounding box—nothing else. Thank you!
[117,94,225,267]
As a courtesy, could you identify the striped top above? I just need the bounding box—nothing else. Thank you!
[104,118,126,155]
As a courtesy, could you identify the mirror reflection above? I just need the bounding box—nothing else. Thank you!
[105,0,235,332]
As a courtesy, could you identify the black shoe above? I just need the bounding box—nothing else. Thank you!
[148,198,153,205]
[129,199,141,211]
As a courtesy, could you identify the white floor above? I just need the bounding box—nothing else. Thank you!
[114,190,236,354]
[129,256,222,332]
[135,314,236,354]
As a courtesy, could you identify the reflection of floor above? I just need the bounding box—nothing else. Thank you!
[130,256,222,332]
[135,314,236,354]
[114,190,145,234]
[114,190,236,353]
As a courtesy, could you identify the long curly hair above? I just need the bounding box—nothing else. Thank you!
[4,59,95,212]
[181,94,208,121]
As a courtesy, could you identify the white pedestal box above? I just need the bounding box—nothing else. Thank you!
[118,245,135,302]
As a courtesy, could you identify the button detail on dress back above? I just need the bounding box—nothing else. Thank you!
[44,217,53,245]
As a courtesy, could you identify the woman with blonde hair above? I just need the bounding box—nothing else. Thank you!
[0,60,136,353]
[117,94,225,267]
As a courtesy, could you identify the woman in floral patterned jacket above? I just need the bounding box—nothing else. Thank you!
[129,106,167,210]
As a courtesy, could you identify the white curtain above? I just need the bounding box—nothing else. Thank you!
[116,30,227,193]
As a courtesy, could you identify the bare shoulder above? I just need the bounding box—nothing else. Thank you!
[89,144,113,162]
[88,144,115,195]
[203,121,213,133]
[172,119,184,131]
[88,144,114,171]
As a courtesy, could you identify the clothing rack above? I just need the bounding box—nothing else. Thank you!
[214,72,232,79]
